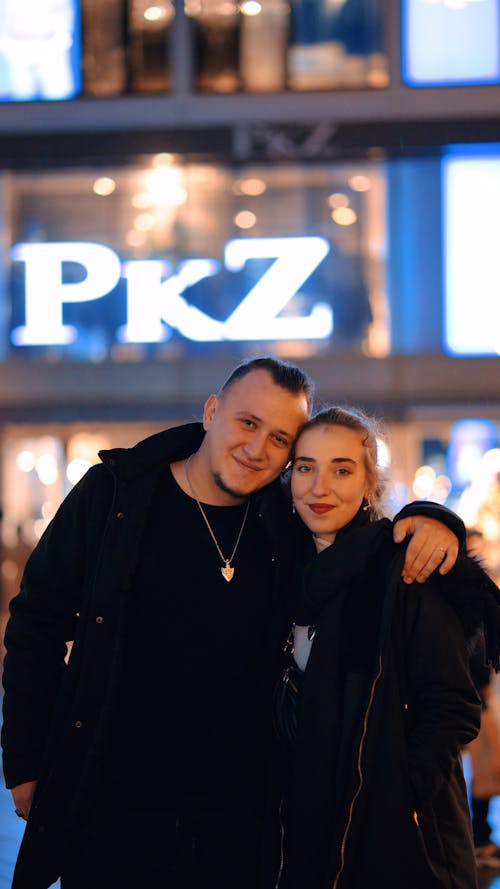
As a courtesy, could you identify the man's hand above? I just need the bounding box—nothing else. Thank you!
[11,780,37,820]
[393,516,459,584]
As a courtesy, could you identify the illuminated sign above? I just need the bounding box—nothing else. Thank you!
[0,0,82,102]
[443,152,500,355]
[10,237,333,346]
[402,0,500,86]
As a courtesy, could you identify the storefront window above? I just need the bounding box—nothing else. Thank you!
[188,0,388,93]
[4,157,388,363]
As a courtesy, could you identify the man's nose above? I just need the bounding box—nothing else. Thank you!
[243,433,267,460]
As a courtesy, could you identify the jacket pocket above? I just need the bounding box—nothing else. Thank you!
[411,803,453,889]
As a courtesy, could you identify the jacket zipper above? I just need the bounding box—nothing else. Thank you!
[274,624,294,888]
[275,799,285,889]
[332,653,384,889]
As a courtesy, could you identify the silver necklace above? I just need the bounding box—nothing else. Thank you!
[185,456,250,582]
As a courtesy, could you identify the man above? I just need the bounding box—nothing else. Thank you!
[2,357,462,889]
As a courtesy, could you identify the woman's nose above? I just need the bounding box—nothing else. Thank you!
[311,471,331,496]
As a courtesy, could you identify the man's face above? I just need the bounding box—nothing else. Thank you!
[202,369,310,501]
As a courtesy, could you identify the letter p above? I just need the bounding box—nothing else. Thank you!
[11,242,122,346]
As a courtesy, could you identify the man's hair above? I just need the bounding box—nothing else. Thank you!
[220,356,314,413]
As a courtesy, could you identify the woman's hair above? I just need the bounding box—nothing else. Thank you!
[292,405,388,518]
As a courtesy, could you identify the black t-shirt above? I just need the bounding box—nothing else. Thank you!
[101,466,275,814]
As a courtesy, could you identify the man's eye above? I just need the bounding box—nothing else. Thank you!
[273,435,288,446]
[241,419,255,427]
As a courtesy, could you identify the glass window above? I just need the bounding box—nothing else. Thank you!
[187,0,388,93]
[4,157,388,362]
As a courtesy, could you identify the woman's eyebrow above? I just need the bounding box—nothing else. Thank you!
[294,455,357,464]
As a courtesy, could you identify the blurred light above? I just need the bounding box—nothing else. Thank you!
[482,448,500,475]
[67,458,92,486]
[134,212,156,232]
[67,432,110,463]
[1,559,18,582]
[16,449,35,472]
[184,0,201,14]
[132,191,152,209]
[332,207,357,226]
[328,192,349,209]
[34,519,48,540]
[145,167,187,207]
[234,210,257,229]
[93,177,116,197]
[447,418,498,488]
[126,230,147,247]
[483,516,500,541]
[236,177,267,196]
[433,475,453,504]
[218,1,238,13]
[376,439,391,469]
[241,1,262,14]
[152,153,175,167]
[36,454,59,486]
[349,174,371,192]
[144,5,164,20]
[412,465,436,499]
[365,319,390,358]
[41,501,57,521]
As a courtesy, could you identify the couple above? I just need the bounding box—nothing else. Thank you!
[1,356,495,888]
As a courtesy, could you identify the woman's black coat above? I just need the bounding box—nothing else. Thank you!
[276,517,484,889]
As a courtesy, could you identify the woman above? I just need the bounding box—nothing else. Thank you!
[272,406,496,889]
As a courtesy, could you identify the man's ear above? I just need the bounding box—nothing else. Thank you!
[203,394,218,431]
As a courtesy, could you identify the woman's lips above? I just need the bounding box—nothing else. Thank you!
[308,504,334,514]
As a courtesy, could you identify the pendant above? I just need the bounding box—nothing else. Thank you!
[221,562,234,582]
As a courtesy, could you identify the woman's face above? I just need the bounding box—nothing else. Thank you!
[291,424,371,545]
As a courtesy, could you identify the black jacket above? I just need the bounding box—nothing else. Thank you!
[1,422,470,888]
[276,515,486,889]
[1,423,295,888]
